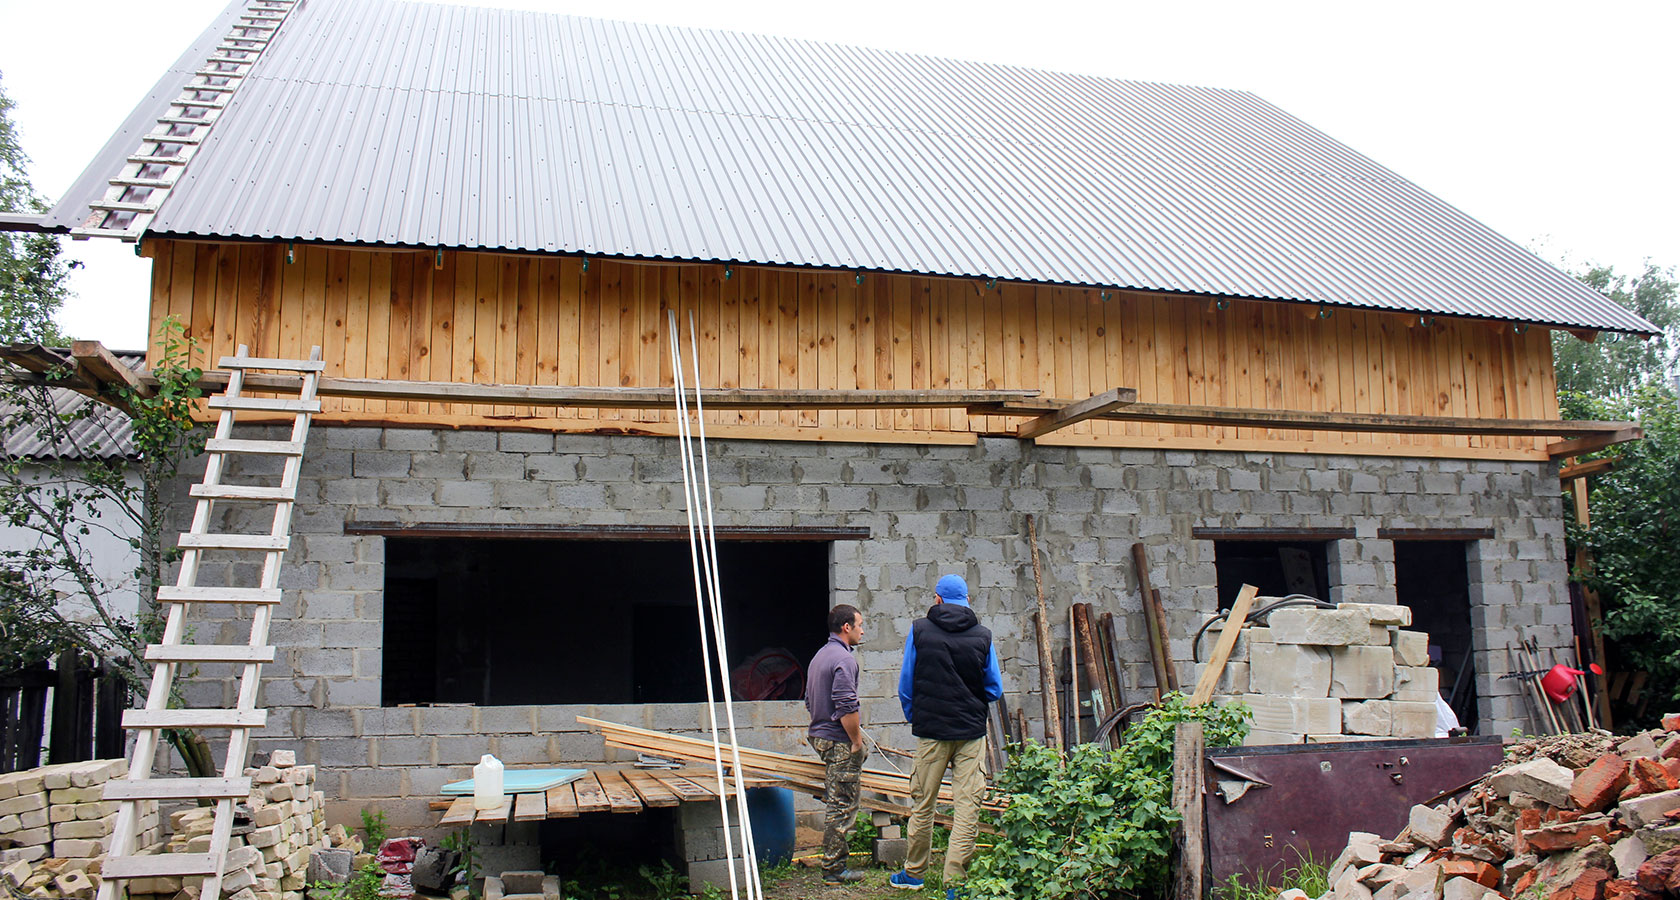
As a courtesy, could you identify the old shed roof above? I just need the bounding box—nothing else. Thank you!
[0,351,144,461]
[46,0,1659,335]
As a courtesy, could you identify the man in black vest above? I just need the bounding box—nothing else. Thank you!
[889,575,1002,897]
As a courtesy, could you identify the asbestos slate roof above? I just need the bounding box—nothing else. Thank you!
[0,351,144,460]
[47,0,1659,335]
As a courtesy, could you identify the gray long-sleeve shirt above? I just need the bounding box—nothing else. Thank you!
[805,635,859,742]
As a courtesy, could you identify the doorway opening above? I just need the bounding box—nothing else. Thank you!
[1393,540,1476,732]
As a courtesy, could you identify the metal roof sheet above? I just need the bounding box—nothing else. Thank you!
[57,0,1659,335]
[0,351,144,461]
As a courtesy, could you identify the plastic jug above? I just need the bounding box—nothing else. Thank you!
[472,754,504,810]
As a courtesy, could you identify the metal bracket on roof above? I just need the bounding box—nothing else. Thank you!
[724,266,733,280]
[985,278,998,290]
[854,271,864,285]
[286,242,296,264]
[582,257,590,273]
[70,0,302,243]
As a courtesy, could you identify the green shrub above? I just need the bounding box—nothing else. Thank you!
[966,693,1251,900]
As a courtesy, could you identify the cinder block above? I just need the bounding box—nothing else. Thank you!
[874,837,907,866]
[1249,644,1332,697]
[1391,631,1429,667]
[1330,646,1395,699]
[1342,700,1392,736]
[1340,604,1412,627]
[1269,608,1373,646]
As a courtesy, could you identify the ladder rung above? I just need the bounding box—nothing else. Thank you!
[184,84,238,94]
[207,396,322,412]
[128,155,190,166]
[111,177,177,189]
[101,854,222,880]
[216,42,268,51]
[204,438,305,455]
[195,68,248,77]
[144,132,204,145]
[145,644,275,664]
[156,585,282,605]
[88,201,160,214]
[124,709,267,729]
[177,533,290,551]
[69,226,144,241]
[218,355,327,372]
[232,23,278,31]
[103,777,252,801]
[156,115,218,125]
[189,483,294,501]
[173,99,227,109]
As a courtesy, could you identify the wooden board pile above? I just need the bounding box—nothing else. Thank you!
[122,750,327,900]
[1314,716,1680,900]
[0,760,161,898]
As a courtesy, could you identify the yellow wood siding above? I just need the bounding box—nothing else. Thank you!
[145,241,1560,457]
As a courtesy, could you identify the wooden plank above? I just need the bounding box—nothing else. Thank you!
[101,854,220,879]
[177,533,289,551]
[103,777,251,800]
[644,770,715,801]
[539,783,576,819]
[439,797,475,826]
[474,254,500,417]
[1190,584,1260,705]
[476,797,512,825]
[364,253,392,414]
[571,772,611,814]
[601,260,625,423]
[513,791,546,822]
[498,258,521,417]
[337,250,368,413]
[1547,427,1643,459]
[594,770,643,813]
[535,258,561,404]
[1016,388,1141,440]
[71,341,150,396]
[578,259,603,424]
[156,586,282,605]
[189,244,217,370]
[982,400,1628,437]
[144,645,275,664]
[818,272,838,429]
[124,709,266,729]
[449,252,476,416]
[1172,721,1206,900]
[835,271,856,430]
[619,769,680,807]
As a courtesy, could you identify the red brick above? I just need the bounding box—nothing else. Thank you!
[1634,847,1680,892]
[1515,809,1545,855]
[1571,754,1631,813]
[1661,714,1680,733]
[1630,759,1678,796]
[1662,758,1680,782]
[1442,859,1501,889]
[1600,879,1639,900]
[1524,821,1616,854]
[1549,868,1613,900]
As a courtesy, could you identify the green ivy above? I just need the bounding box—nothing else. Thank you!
[966,694,1251,900]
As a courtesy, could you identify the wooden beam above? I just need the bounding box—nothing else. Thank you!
[1015,387,1139,440]
[1190,527,1357,541]
[71,341,152,397]
[980,398,1635,438]
[1378,528,1496,541]
[1559,456,1619,481]
[1548,427,1643,459]
[1190,584,1258,706]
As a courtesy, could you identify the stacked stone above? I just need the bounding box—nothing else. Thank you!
[124,749,326,900]
[1314,717,1680,900]
[1204,602,1439,744]
[0,759,160,899]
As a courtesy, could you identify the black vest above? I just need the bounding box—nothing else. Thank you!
[909,604,993,741]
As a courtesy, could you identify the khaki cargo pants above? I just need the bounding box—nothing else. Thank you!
[905,737,986,883]
[808,736,867,875]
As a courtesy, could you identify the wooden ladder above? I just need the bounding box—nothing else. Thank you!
[95,346,324,900]
[72,0,299,241]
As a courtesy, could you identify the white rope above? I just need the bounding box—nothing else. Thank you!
[667,310,742,900]
[688,311,764,899]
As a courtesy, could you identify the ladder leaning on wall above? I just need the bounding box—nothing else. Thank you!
[96,346,324,900]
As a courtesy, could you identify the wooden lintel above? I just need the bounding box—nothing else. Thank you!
[1015,387,1139,440]
[1559,456,1619,481]
[177,372,1039,410]
[1548,427,1643,459]
[1190,527,1357,542]
[71,341,151,398]
[982,398,1636,438]
[1377,528,1497,541]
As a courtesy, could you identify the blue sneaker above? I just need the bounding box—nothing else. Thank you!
[888,870,924,891]
[946,889,960,900]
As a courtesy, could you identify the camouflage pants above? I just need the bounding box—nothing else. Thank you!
[809,736,867,874]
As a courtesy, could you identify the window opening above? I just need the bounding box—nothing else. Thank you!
[1211,540,1331,608]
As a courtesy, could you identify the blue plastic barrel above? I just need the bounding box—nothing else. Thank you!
[745,786,795,866]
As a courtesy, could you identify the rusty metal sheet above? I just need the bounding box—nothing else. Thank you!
[1204,736,1504,885]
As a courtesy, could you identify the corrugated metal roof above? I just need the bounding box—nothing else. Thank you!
[0,351,144,460]
[59,0,1659,335]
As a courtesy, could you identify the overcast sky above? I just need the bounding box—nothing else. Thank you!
[1,0,1675,349]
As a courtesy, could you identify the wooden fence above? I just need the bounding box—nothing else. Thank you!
[0,653,129,773]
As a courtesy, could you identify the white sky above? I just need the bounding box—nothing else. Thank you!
[1,0,1676,349]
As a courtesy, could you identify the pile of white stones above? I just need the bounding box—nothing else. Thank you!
[1204,602,1441,744]
[0,760,160,899]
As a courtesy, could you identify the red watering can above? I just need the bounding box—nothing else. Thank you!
[1539,664,1585,703]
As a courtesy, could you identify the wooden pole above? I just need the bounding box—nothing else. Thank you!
[1025,516,1063,751]
[1190,585,1259,706]
[1151,589,1180,693]
[1132,543,1172,698]
[1069,605,1082,744]
[1075,604,1109,732]
[1172,721,1206,900]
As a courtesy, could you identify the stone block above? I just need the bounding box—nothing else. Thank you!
[1270,608,1374,646]
[1341,604,1412,627]
[500,872,545,894]
[1490,758,1575,808]
[1343,700,1392,737]
[1619,789,1680,829]
[1243,729,1305,746]
[1247,696,1341,735]
[1390,701,1437,738]
[307,849,354,885]
[52,838,103,858]
[1392,632,1429,667]
[874,837,907,866]
[1410,804,1454,848]
[1393,666,1438,701]
[1330,646,1395,699]
[270,750,297,769]
[1249,643,1332,697]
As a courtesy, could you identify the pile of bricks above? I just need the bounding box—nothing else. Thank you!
[0,759,159,899]
[125,750,327,900]
[1206,602,1440,743]
[1314,716,1680,900]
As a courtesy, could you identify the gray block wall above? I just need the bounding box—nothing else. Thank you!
[165,425,1569,831]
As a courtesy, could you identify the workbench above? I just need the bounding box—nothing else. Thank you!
[433,766,772,825]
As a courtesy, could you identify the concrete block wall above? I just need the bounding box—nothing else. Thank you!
[163,426,1568,831]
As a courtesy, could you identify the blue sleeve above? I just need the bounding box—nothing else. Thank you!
[983,645,1003,702]
[898,628,917,721]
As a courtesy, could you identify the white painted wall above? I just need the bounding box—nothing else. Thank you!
[0,463,145,625]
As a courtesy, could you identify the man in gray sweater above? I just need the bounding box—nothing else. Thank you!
[805,604,867,884]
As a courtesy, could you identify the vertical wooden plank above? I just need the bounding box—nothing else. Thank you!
[1049,287,1071,411]
[852,273,876,432]
[1444,320,1470,450]
[720,266,741,392]
[1069,290,1092,436]
[762,268,783,427]
[1171,298,1195,438]
[444,252,474,412]
[835,271,857,430]
[535,258,561,419]
[471,255,500,416]
[145,241,174,365]
[799,272,820,428]
[319,249,350,417]
[1202,299,1228,442]
[1259,303,1284,443]
[1227,300,1252,443]
[229,244,259,357]
[890,275,913,431]
[946,280,969,431]
[432,251,460,416]
[1378,314,1406,450]
[873,276,894,431]
[966,282,987,435]
[929,279,951,433]
[289,246,324,371]
[554,258,581,398]
[203,245,232,368]
[1000,284,1024,436]
[515,257,538,393]
[574,259,601,423]
[817,271,838,429]
[340,251,371,414]
[1182,295,1206,440]
[737,268,761,424]
[1135,293,1160,439]
[1118,292,1141,438]
[1535,328,1560,420]
[166,242,196,354]
[600,260,625,421]
[493,258,517,415]
[411,254,440,414]
[1017,285,1041,427]
[257,245,283,361]
[363,252,391,415]
[386,254,414,415]
[773,271,795,428]
[699,266,723,427]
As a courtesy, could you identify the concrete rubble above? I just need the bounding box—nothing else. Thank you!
[1316,715,1680,900]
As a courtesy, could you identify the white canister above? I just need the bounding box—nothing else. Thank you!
[472,753,505,810]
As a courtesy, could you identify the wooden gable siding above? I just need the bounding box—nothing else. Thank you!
[145,240,1559,458]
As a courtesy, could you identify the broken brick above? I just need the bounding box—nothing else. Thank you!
[1661,714,1680,733]
[1662,758,1680,783]
[1629,760,1678,797]
[1441,859,1500,888]
[1573,755,1632,813]
[1634,847,1680,892]
[1515,809,1546,855]
[1526,821,1617,855]
[1546,868,1611,900]
[1661,736,1680,761]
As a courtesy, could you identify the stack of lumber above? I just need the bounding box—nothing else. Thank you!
[576,717,1004,820]
[1312,719,1680,900]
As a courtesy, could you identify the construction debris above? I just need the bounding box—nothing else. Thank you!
[1315,718,1680,900]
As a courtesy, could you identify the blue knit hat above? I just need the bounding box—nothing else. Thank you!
[935,574,970,607]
